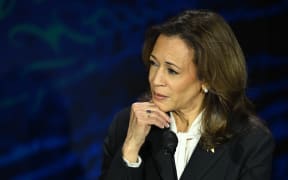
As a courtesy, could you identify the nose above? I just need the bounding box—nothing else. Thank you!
[151,68,165,86]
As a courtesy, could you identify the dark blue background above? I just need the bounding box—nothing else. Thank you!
[0,0,287,179]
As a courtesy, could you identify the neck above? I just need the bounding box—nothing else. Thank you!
[173,106,202,132]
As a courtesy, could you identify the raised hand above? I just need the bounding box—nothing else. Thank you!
[122,102,170,162]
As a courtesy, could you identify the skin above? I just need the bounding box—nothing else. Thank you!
[122,34,206,162]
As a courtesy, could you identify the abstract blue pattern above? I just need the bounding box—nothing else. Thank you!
[0,0,287,179]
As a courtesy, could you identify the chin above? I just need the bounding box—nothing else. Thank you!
[153,101,172,112]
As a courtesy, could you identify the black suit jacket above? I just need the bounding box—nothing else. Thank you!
[99,108,274,180]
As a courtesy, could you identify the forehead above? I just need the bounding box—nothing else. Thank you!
[151,34,194,66]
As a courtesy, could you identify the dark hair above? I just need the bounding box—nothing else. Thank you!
[142,9,255,149]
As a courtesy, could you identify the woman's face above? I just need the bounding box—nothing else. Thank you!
[149,34,205,113]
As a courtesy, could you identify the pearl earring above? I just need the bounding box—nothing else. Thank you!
[203,87,208,93]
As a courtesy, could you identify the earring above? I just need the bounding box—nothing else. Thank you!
[203,87,208,93]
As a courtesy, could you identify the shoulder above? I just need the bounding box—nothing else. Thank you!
[108,107,131,135]
[227,115,275,179]
[229,112,273,140]
[103,107,131,150]
[113,107,131,124]
[227,114,275,164]
[239,116,274,149]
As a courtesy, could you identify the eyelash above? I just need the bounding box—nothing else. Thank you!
[149,60,157,66]
[149,60,179,75]
[168,68,178,75]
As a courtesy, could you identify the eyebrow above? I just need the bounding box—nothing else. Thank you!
[150,54,181,70]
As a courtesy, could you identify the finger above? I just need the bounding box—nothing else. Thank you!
[147,116,168,129]
[138,111,168,128]
[144,105,170,123]
[142,115,165,128]
[131,102,170,123]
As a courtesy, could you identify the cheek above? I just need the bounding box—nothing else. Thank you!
[148,70,153,84]
[148,68,156,84]
[173,78,201,96]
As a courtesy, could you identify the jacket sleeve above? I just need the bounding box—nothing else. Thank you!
[98,108,144,180]
[239,126,275,180]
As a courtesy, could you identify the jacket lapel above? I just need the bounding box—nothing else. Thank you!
[146,127,177,180]
[180,142,228,180]
[152,149,177,180]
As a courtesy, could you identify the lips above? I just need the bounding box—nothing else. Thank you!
[153,92,168,101]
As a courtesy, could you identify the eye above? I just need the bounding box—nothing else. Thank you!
[168,68,179,75]
[149,60,158,66]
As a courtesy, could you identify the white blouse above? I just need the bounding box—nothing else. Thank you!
[169,111,203,180]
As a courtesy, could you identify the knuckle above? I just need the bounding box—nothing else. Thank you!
[131,103,138,109]
[132,102,144,110]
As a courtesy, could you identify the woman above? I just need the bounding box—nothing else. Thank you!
[99,9,274,180]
